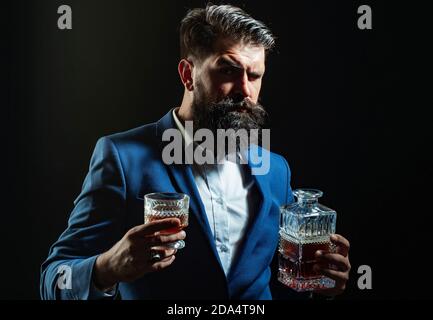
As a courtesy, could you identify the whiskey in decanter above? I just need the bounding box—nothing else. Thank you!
[278,189,337,291]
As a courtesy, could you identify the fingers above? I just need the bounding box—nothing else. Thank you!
[315,251,351,272]
[150,247,177,260]
[129,218,181,237]
[151,255,176,271]
[146,230,186,247]
[311,235,351,297]
[313,266,349,284]
[313,251,350,290]
[330,234,350,257]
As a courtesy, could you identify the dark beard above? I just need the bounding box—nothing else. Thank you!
[190,92,269,158]
[191,95,268,133]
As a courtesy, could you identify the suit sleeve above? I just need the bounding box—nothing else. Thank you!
[40,137,126,300]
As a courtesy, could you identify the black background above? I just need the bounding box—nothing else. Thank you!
[3,0,432,300]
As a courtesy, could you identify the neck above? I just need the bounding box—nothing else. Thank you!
[177,90,194,122]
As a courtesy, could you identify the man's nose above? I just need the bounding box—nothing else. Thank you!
[233,73,251,100]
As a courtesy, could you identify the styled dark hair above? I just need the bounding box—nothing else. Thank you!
[180,3,275,61]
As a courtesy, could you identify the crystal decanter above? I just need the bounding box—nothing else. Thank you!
[278,189,337,291]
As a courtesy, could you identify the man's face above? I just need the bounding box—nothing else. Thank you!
[190,37,268,132]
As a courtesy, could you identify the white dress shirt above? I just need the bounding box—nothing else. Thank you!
[172,108,259,275]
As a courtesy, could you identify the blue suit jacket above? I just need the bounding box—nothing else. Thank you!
[40,110,307,300]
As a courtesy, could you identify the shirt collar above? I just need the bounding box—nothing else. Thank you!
[171,108,247,164]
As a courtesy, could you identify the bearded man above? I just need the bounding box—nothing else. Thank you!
[41,4,350,300]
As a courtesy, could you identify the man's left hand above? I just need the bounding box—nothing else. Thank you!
[313,234,351,297]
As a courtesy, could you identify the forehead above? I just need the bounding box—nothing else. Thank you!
[206,37,266,70]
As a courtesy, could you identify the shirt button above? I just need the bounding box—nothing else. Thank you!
[216,198,224,206]
[220,245,228,253]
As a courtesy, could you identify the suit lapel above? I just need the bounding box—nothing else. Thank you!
[155,110,225,271]
[227,146,272,280]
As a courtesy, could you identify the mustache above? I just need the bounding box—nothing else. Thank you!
[191,90,269,136]
[210,97,266,115]
[202,96,268,133]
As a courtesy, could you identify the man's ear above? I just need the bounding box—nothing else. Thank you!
[178,59,194,91]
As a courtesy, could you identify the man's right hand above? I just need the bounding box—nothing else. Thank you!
[93,218,186,292]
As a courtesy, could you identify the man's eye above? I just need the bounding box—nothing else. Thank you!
[248,73,262,81]
[220,68,234,76]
